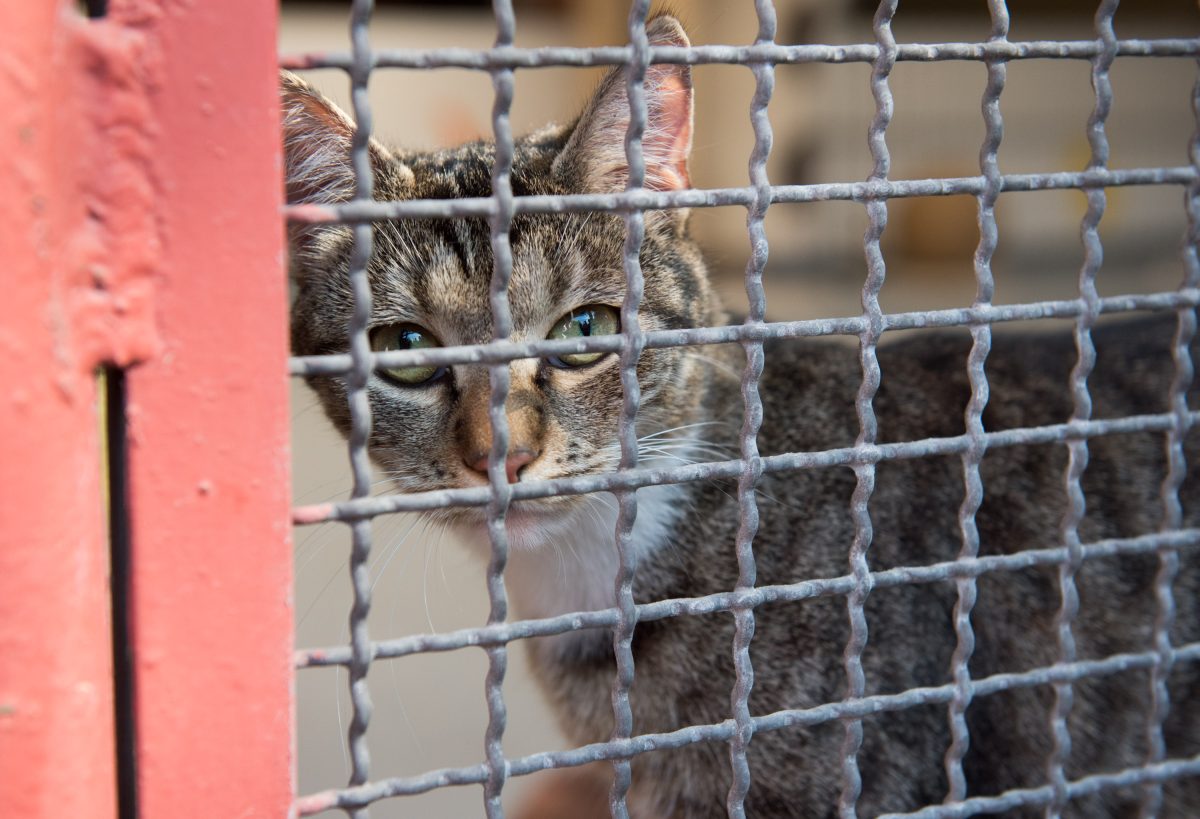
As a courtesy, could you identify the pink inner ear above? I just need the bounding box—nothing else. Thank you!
[644,70,692,192]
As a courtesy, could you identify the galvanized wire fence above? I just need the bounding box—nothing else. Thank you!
[284,1,1200,816]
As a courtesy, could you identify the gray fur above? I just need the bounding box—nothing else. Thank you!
[285,16,1198,817]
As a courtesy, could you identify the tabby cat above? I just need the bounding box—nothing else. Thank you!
[283,15,1198,818]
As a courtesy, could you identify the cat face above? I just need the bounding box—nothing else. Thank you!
[285,16,726,540]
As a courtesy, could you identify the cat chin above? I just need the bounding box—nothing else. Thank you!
[446,497,607,555]
[445,483,686,632]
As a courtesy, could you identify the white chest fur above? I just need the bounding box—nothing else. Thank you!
[465,482,684,626]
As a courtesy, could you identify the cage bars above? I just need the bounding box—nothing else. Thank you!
[282,166,1198,227]
[725,0,776,814]
[292,405,1200,526]
[1045,4,1118,815]
[607,4,652,815]
[294,639,1200,813]
[280,37,1200,72]
[482,1,518,815]
[282,164,1200,228]
[1,2,295,819]
[941,0,1007,804]
[838,2,896,816]
[1141,40,1200,819]
[343,1,379,814]
[298,530,1200,670]
[290,288,1200,385]
[287,2,1200,817]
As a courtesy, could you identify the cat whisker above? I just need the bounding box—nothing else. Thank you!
[640,433,735,447]
[637,442,737,461]
[334,665,347,777]
[435,518,454,598]
[290,395,328,420]
[369,513,427,594]
[383,517,432,758]
[294,521,340,583]
[640,441,737,457]
[558,210,597,265]
[637,450,705,467]
[636,420,728,442]
[293,478,371,566]
[298,467,424,501]
[421,520,437,634]
[584,491,617,512]
[680,350,743,382]
[553,529,567,583]
[575,494,617,555]
[385,632,426,758]
[636,447,786,517]
[579,492,616,527]
[297,505,421,631]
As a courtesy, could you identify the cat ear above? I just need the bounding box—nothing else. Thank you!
[554,15,693,194]
[280,71,405,205]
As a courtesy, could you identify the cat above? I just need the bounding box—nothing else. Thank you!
[283,15,1199,818]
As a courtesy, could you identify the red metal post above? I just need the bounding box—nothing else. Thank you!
[0,2,293,817]
[0,6,122,818]
[120,0,295,817]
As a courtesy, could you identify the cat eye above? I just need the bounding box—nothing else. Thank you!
[369,323,446,386]
[547,305,620,367]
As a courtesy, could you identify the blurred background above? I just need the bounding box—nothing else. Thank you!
[285,1,1200,816]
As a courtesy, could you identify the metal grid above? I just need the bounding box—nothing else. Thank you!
[284,1,1200,817]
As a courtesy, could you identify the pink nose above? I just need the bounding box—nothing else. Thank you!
[466,447,538,483]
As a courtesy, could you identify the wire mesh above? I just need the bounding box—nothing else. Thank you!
[341,4,378,817]
[286,2,1200,817]
[941,0,1006,804]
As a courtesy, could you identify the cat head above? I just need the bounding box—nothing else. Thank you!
[285,15,727,540]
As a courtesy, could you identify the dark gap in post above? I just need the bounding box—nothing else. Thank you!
[103,366,138,819]
[84,0,107,19]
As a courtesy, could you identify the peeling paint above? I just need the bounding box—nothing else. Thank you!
[1,4,123,815]
[63,11,164,372]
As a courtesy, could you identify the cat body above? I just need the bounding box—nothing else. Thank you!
[526,321,1200,818]
[284,16,1199,817]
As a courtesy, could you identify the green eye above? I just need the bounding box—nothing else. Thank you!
[369,323,445,385]
[548,305,620,367]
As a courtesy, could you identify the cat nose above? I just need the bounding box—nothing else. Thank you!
[465,447,539,483]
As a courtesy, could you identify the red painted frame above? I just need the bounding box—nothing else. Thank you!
[1,2,293,817]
